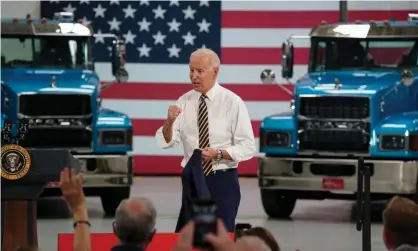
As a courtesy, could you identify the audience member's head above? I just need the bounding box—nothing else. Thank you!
[113,197,157,247]
[382,196,418,250]
[236,236,271,251]
[240,227,280,251]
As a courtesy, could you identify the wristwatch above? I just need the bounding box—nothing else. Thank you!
[216,149,223,162]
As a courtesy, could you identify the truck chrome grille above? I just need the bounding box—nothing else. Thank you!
[17,94,93,150]
[298,96,371,154]
[299,96,369,119]
[19,94,92,116]
[20,128,92,149]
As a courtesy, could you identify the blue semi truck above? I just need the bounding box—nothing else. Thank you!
[258,15,418,218]
[1,13,133,215]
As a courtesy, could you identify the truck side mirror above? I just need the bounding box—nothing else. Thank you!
[401,69,414,86]
[111,39,129,83]
[260,69,294,96]
[260,69,276,84]
[281,41,294,79]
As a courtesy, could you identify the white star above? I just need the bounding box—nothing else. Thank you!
[139,0,149,6]
[201,44,207,49]
[138,17,151,32]
[123,30,137,45]
[152,31,166,45]
[153,5,166,20]
[137,43,151,58]
[50,0,59,3]
[107,46,112,57]
[81,16,91,26]
[200,0,210,7]
[167,18,181,32]
[94,30,105,44]
[169,0,180,6]
[182,31,196,46]
[167,44,181,58]
[110,0,119,5]
[108,17,121,31]
[182,6,196,20]
[93,4,106,18]
[123,4,137,19]
[79,0,89,4]
[197,19,211,33]
[63,3,76,13]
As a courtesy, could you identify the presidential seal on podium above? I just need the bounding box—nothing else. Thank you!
[1,144,31,180]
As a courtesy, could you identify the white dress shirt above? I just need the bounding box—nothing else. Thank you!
[155,82,256,171]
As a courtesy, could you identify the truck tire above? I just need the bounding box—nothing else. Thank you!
[100,187,131,216]
[260,189,296,218]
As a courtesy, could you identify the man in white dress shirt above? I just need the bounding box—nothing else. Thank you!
[155,48,256,232]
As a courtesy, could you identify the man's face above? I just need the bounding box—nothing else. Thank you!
[189,55,218,93]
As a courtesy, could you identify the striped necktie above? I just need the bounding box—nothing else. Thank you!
[198,94,213,176]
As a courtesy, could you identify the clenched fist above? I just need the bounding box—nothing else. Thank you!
[167,105,182,123]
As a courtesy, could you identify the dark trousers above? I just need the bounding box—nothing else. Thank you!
[176,169,241,233]
[205,170,241,232]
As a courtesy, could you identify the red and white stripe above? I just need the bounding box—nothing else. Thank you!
[98,1,417,175]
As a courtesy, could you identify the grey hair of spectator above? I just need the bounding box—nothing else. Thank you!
[114,197,157,245]
[236,236,272,251]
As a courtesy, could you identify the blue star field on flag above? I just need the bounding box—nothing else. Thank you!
[40,0,221,63]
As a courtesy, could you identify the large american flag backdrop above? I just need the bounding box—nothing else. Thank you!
[41,0,417,176]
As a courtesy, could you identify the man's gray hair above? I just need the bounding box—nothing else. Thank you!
[190,48,221,68]
[114,197,157,245]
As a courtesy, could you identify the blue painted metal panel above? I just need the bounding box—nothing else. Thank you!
[259,112,298,155]
[1,67,133,153]
[260,69,418,158]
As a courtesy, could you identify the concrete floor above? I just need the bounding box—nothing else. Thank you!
[37,177,387,251]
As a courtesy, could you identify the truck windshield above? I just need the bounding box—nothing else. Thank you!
[1,35,90,69]
[309,37,418,72]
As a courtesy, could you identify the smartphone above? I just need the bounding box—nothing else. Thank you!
[192,199,218,248]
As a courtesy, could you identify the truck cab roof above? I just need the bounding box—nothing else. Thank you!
[310,20,418,39]
[1,13,93,36]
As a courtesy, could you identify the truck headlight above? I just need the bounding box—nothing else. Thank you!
[262,131,291,148]
[99,129,132,146]
[379,135,406,151]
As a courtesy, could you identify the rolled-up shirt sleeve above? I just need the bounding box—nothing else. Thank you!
[224,96,256,162]
[155,98,184,149]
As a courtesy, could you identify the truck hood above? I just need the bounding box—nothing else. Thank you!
[296,71,403,95]
[1,68,100,95]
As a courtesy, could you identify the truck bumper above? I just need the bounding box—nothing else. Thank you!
[259,157,418,194]
[46,154,133,188]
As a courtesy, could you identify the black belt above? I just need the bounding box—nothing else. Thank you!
[208,168,236,176]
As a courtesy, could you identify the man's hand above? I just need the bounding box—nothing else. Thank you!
[60,168,86,212]
[168,105,182,123]
[205,219,236,251]
[202,147,217,161]
[172,221,194,251]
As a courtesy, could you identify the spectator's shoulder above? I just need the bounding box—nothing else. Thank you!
[396,245,418,251]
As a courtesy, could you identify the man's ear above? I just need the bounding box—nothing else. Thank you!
[383,226,393,250]
[112,221,117,235]
[148,229,157,243]
[213,66,219,79]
